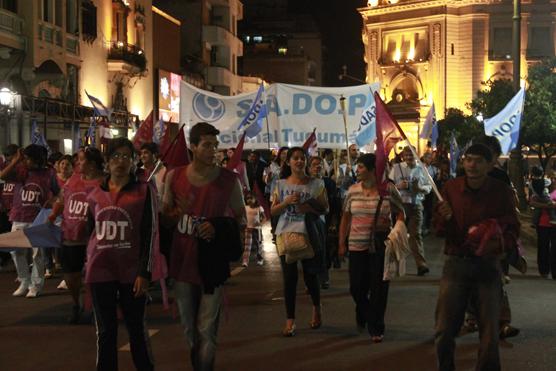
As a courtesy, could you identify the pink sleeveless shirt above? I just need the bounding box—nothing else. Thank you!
[169,166,237,284]
[62,174,102,242]
[10,168,56,223]
[85,181,149,284]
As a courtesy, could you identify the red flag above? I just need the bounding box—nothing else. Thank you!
[161,126,190,170]
[226,132,246,171]
[159,121,172,155]
[374,92,406,195]
[302,128,318,156]
[253,183,271,220]
[132,110,154,151]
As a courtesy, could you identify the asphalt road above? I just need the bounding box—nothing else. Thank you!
[0,222,555,371]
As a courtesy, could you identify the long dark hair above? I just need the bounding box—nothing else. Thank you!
[274,146,289,166]
[280,146,306,179]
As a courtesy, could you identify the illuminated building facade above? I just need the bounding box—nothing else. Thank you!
[359,0,556,151]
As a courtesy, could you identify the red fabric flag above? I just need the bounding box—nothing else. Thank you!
[132,110,154,151]
[302,128,318,156]
[159,121,172,155]
[253,182,271,220]
[374,92,406,195]
[161,126,190,170]
[226,132,246,171]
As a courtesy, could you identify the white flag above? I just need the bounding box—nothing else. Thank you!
[420,103,436,139]
[483,87,526,155]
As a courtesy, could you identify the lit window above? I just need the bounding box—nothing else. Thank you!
[278,47,287,55]
[245,35,250,42]
[253,36,263,43]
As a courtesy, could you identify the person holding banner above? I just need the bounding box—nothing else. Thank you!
[435,144,520,371]
[0,144,60,298]
[47,146,105,324]
[162,122,246,371]
[389,146,432,276]
[271,147,328,337]
[85,138,158,371]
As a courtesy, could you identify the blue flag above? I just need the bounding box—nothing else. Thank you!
[237,84,266,139]
[483,87,525,155]
[449,134,460,177]
[420,103,438,149]
[31,120,50,153]
[85,90,112,118]
[153,118,165,144]
[86,117,96,147]
[355,103,376,148]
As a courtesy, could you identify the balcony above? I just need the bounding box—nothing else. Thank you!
[0,9,24,50]
[206,65,241,93]
[107,41,146,74]
[66,34,79,55]
[203,25,243,56]
[38,22,63,47]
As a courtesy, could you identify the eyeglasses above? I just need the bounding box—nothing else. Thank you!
[110,152,132,161]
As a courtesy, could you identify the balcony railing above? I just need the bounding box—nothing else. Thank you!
[66,34,79,55]
[107,41,147,72]
[38,22,63,47]
[0,8,23,35]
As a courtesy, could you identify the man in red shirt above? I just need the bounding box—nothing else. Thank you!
[435,144,520,371]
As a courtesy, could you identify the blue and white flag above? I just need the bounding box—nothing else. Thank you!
[31,120,50,153]
[449,134,460,177]
[355,103,376,148]
[420,103,438,149]
[237,83,266,139]
[0,208,61,250]
[483,87,525,155]
[85,90,113,118]
[86,117,96,147]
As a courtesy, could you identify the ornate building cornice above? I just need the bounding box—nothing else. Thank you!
[359,0,499,18]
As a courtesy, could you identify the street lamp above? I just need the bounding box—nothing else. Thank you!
[0,87,13,107]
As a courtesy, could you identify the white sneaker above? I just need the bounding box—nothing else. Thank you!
[45,269,53,279]
[256,259,264,266]
[12,282,29,297]
[57,280,68,290]
[241,262,248,267]
[25,286,41,298]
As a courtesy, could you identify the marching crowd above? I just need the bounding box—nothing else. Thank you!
[0,121,555,371]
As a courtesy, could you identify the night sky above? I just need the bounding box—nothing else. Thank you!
[287,0,368,86]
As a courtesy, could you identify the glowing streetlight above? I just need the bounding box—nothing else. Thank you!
[0,87,13,107]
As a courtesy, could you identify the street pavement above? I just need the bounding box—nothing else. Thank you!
[0,221,555,371]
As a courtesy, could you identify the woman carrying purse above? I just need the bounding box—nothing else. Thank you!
[339,153,405,343]
[271,147,329,337]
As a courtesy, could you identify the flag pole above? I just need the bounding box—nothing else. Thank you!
[339,95,351,168]
[261,83,271,151]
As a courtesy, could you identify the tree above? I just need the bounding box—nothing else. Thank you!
[521,58,556,173]
[436,108,483,148]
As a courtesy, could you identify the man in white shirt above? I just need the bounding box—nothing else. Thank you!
[389,146,432,275]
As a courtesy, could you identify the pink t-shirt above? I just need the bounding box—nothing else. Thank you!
[538,189,556,227]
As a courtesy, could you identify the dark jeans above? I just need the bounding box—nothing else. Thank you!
[423,193,434,230]
[90,281,154,371]
[348,235,389,336]
[435,256,502,371]
[537,226,556,278]
[279,255,320,319]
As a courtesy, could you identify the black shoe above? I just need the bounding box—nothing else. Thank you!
[500,324,520,339]
[320,281,330,290]
[417,266,430,276]
[68,305,82,325]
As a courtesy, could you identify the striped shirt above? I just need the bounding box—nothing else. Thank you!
[344,182,392,252]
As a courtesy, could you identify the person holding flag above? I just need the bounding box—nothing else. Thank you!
[0,144,60,298]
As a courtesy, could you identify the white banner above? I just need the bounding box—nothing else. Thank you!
[180,81,380,149]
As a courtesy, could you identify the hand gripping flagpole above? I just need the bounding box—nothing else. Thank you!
[339,95,352,169]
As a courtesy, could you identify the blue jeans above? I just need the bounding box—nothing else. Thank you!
[175,282,222,371]
[435,256,502,371]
